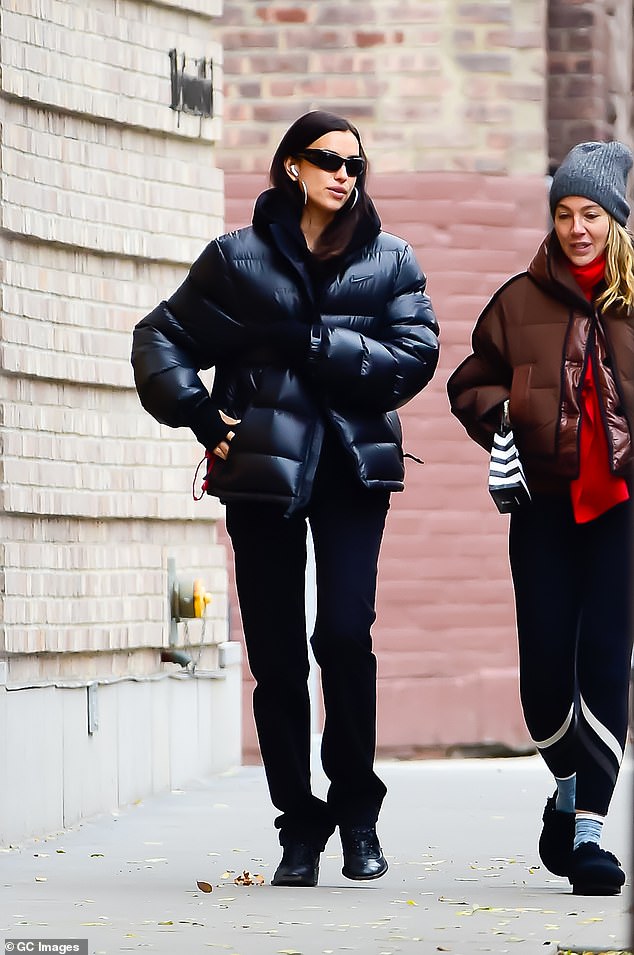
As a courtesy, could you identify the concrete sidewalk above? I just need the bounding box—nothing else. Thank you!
[0,755,631,955]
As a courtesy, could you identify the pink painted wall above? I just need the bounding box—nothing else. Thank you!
[221,169,548,761]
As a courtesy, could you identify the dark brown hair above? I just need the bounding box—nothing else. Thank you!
[269,110,371,260]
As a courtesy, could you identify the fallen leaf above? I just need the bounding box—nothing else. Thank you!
[196,881,213,893]
[234,870,265,886]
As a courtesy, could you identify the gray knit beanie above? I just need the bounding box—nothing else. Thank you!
[549,140,633,226]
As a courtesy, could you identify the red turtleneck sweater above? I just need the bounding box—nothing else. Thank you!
[567,254,629,523]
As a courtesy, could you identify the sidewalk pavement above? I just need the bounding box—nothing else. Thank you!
[0,754,631,955]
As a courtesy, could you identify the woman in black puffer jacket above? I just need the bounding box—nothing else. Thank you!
[131,110,439,887]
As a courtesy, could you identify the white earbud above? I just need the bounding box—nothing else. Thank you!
[290,164,299,178]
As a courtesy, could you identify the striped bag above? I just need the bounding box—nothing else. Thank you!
[488,400,531,514]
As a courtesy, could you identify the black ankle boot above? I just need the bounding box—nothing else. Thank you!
[538,793,575,877]
[271,842,320,887]
[340,825,388,881]
[571,842,625,896]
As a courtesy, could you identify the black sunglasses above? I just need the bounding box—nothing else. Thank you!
[296,148,365,178]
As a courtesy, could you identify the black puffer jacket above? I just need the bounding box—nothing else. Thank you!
[131,189,440,513]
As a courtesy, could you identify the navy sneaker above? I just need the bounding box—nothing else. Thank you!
[538,793,575,877]
[571,842,625,896]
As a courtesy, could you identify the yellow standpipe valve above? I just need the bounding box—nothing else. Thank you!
[193,578,212,618]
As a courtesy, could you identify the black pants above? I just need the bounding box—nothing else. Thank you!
[225,438,390,849]
[509,494,632,815]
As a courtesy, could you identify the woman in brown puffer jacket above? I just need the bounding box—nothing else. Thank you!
[447,141,634,897]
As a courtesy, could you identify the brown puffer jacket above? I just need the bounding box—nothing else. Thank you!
[447,232,634,494]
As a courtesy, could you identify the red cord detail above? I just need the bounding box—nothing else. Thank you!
[192,451,216,501]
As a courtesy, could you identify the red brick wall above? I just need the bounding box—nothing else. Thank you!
[547,0,634,169]
[213,0,634,763]
[216,1,546,178]
[222,169,547,761]
[215,0,550,761]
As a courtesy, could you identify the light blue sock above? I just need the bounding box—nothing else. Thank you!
[574,815,603,850]
[555,775,576,813]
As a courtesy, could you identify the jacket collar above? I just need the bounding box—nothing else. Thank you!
[252,187,381,261]
[528,231,598,314]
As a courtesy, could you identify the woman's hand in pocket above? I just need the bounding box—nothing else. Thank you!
[212,411,241,461]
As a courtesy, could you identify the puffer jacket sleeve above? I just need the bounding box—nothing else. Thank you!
[306,244,439,412]
[131,239,247,448]
[446,293,512,451]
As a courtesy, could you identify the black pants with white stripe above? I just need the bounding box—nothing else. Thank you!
[509,494,632,815]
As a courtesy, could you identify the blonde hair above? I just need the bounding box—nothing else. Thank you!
[596,218,634,312]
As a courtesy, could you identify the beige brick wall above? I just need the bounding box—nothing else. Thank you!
[1,0,222,139]
[1,108,224,262]
[0,0,228,677]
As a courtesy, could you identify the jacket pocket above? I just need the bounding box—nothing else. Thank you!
[509,363,533,427]
[205,367,318,503]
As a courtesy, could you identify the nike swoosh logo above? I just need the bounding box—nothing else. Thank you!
[350,274,372,283]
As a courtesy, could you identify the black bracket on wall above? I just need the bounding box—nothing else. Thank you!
[169,49,213,119]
